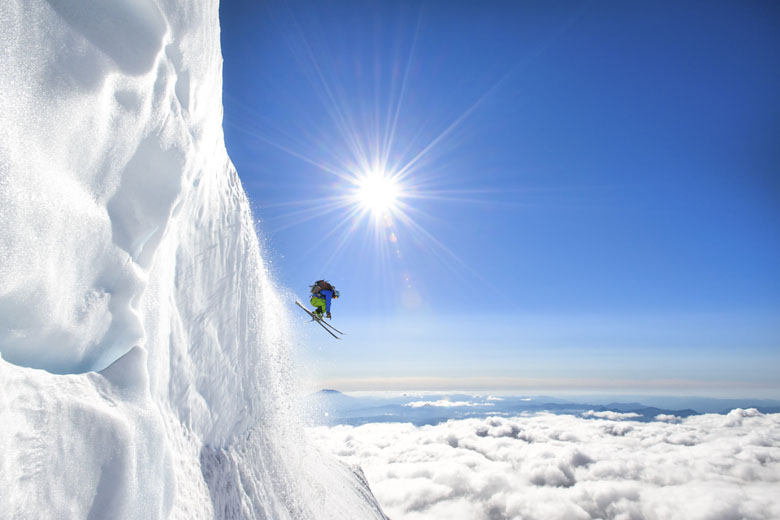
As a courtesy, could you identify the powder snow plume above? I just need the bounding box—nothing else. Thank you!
[0,1,386,518]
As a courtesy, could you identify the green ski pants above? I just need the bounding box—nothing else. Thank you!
[310,296,326,314]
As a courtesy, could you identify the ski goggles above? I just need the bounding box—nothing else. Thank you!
[334,290,340,298]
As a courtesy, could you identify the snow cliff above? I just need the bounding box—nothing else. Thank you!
[0,1,386,518]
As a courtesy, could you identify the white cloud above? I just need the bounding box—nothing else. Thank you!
[655,414,683,423]
[309,410,780,520]
[582,410,642,420]
[404,400,494,408]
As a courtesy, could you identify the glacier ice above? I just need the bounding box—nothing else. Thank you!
[0,0,387,518]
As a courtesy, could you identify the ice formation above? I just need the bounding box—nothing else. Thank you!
[0,1,386,518]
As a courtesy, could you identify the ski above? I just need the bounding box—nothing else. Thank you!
[295,301,341,339]
[295,301,345,335]
[319,318,345,336]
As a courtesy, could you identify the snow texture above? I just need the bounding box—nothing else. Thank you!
[0,1,386,518]
[310,410,780,520]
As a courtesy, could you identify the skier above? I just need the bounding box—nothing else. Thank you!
[310,280,339,319]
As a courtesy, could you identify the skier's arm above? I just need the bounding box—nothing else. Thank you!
[323,290,333,313]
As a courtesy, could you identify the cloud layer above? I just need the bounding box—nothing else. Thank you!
[308,409,780,520]
[404,400,495,408]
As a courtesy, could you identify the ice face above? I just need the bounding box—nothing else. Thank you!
[0,1,386,518]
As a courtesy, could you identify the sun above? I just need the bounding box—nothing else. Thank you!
[353,168,401,216]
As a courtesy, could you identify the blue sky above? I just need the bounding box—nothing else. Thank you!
[220,1,780,396]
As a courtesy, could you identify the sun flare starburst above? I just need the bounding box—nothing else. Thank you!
[238,7,506,291]
[353,169,402,217]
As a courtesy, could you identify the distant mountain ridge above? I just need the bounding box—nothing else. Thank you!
[307,390,777,426]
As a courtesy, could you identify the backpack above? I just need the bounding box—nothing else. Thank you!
[311,280,334,294]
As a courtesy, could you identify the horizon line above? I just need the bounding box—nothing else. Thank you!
[308,376,780,399]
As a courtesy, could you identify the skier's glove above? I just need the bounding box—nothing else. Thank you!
[326,312,332,319]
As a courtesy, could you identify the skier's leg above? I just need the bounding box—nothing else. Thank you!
[310,296,325,315]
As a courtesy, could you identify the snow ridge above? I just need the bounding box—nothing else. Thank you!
[0,1,386,518]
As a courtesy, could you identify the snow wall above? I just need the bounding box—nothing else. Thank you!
[0,1,386,518]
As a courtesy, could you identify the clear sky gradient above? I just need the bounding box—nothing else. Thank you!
[220,0,780,396]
